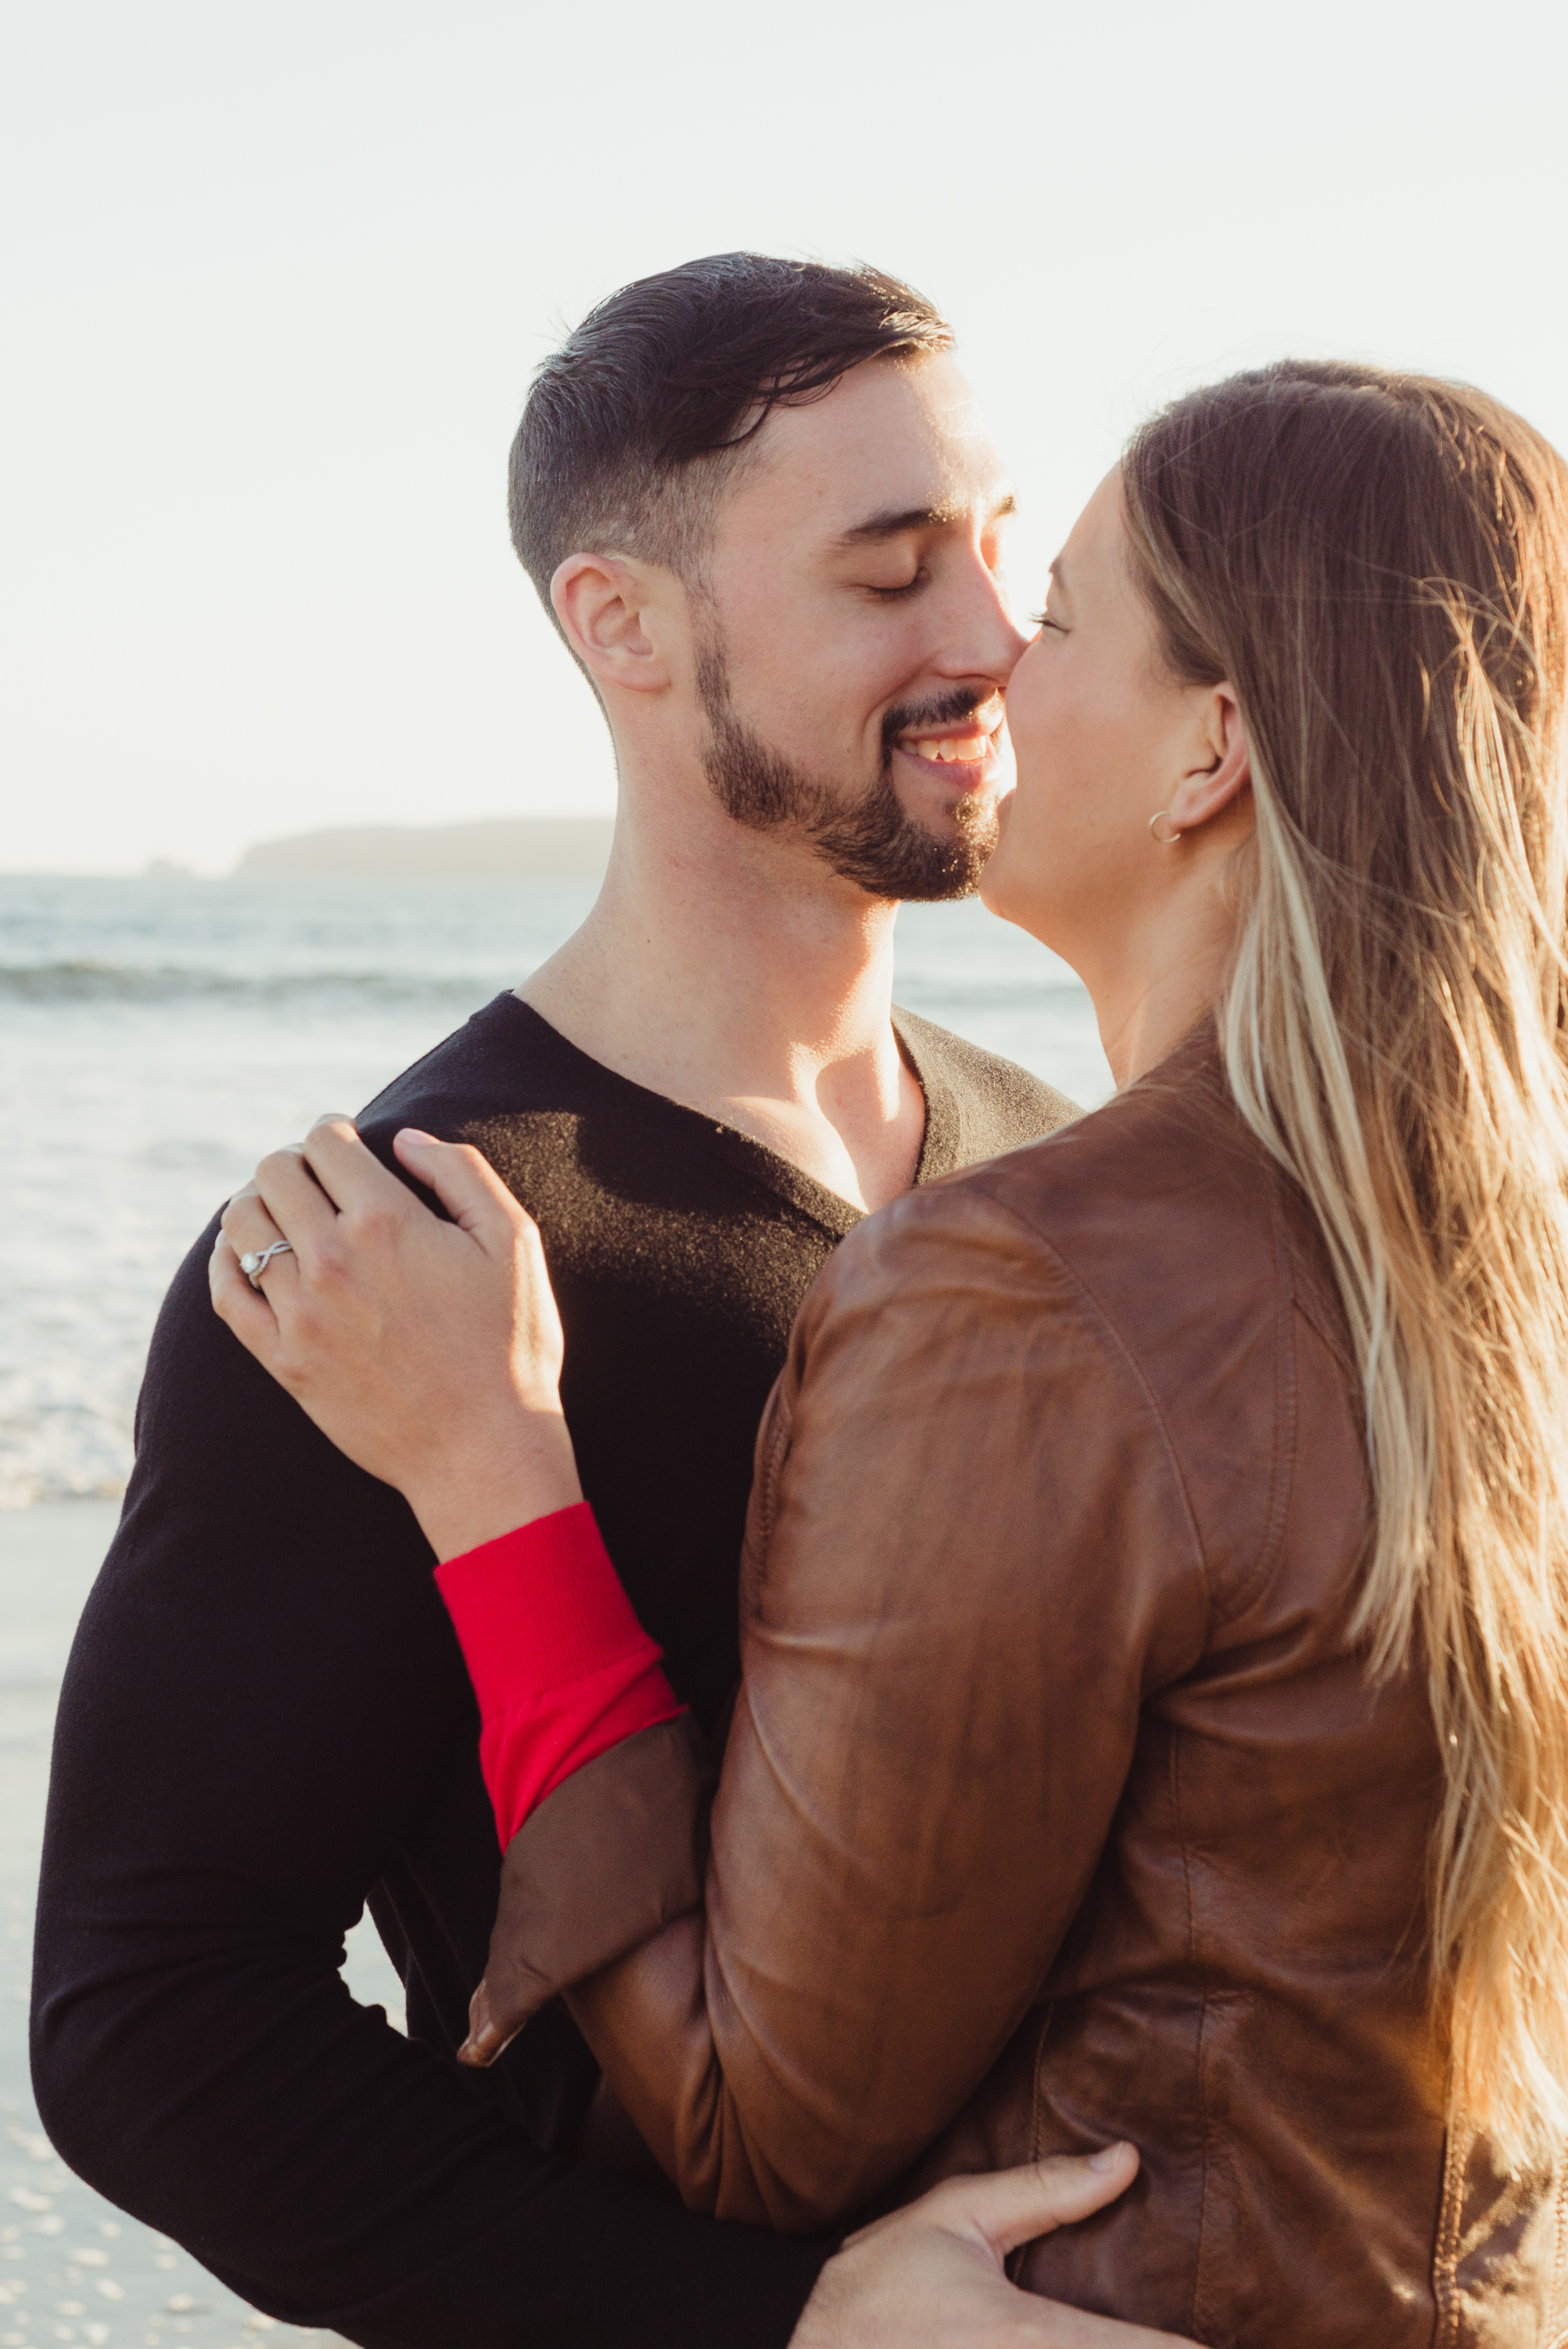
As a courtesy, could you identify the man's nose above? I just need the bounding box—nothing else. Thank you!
[930,554,1030,685]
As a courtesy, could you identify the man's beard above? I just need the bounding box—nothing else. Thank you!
[697,645,999,903]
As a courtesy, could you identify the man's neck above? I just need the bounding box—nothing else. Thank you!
[516,790,926,1213]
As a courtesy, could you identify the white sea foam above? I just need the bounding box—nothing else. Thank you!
[1,874,1109,1510]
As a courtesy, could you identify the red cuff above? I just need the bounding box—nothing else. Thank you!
[435,1504,682,1848]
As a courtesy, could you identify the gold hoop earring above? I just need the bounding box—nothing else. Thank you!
[1148,810,1184,846]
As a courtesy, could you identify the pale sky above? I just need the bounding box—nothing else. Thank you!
[4,0,1565,873]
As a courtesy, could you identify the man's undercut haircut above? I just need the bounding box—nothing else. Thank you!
[509,253,953,619]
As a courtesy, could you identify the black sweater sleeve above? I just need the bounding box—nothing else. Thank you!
[29,1226,831,2348]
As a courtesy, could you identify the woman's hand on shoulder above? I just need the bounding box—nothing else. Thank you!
[209,1120,581,1560]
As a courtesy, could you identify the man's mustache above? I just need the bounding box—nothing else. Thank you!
[880,688,996,753]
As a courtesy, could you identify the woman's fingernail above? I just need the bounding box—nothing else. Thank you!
[1088,2142,1130,2171]
[396,1127,437,1146]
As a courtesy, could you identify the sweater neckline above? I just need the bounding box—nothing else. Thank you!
[484,992,961,1240]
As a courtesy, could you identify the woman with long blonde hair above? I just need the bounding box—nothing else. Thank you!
[217,358,1568,2341]
[1128,364,1568,2180]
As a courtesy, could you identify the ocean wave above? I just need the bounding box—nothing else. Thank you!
[0,961,501,1009]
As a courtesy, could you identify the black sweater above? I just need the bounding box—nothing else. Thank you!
[31,993,1075,2349]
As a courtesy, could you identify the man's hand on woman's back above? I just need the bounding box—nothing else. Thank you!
[793,2147,1202,2348]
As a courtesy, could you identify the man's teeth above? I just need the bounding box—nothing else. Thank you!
[906,734,990,763]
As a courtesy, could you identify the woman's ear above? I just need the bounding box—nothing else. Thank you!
[550,553,673,696]
[1167,684,1253,837]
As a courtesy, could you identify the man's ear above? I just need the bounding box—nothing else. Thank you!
[550,553,673,696]
[1167,684,1253,837]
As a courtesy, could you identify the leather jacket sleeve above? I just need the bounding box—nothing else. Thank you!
[478,1177,1212,2230]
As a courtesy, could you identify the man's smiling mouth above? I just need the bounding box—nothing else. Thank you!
[902,729,996,765]
[894,695,1006,769]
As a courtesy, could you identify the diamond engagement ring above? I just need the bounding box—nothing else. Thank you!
[238,1240,294,1288]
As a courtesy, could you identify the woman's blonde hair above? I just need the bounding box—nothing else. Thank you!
[1123,360,1568,2171]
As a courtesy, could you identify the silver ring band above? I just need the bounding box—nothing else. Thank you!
[239,1239,294,1288]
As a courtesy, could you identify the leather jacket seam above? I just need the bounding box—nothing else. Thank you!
[964,1180,1219,1636]
[1288,1277,1358,1384]
[1170,1728,1214,2340]
[1211,1175,1300,1627]
[1027,2000,1056,2164]
[755,1390,793,1563]
[1187,1982,1217,2343]
[1431,2102,1470,2349]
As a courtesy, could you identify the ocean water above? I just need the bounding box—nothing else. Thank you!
[1,872,1110,1512]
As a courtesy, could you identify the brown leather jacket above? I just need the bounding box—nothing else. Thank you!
[479,1038,1568,2348]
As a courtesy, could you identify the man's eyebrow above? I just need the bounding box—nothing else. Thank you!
[834,491,1018,548]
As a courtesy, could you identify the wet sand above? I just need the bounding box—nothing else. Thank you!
[0,1503,403,2349]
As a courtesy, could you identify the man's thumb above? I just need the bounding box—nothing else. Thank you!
[954,2145,1140,2259]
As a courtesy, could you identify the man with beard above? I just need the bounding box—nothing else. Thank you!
[33,257,1169,2349]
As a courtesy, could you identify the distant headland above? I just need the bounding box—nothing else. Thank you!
[236,816,614,879]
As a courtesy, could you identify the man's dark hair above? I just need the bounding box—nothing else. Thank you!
[509,252,953,618]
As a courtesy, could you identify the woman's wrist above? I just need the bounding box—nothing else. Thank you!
[404,1407,584,1563]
